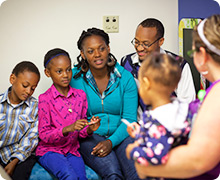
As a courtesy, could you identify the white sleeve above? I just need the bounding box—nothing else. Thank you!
[175,63,196,103]
[134,78,144,122]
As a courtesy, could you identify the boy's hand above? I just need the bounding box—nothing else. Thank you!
[4,158,19,176]
[127,122,140,138]
[87,116,101,134]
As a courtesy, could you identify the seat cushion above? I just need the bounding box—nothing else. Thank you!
[85,165,101,180]
[29,162,57,180]
[29,162,101,180]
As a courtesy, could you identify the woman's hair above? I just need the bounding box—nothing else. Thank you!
[73,27,117,81]
[12,61,40,79]
[77,27,110,50]
[140,53,181,90]
[193,14,220,64]
[44,48,71,68]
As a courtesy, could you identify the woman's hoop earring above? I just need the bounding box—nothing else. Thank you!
[107,54,116,67]
[81,58,89,72]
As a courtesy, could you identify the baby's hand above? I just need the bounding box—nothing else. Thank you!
[127,122,140,138]
[126,140,140,159]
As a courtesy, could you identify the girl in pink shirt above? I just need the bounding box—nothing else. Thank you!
[36,48,100,180]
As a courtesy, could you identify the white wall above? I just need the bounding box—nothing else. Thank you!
[0,0,178,98]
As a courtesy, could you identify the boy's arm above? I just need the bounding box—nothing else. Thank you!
[4,158,19,176]
[10,103,38,162]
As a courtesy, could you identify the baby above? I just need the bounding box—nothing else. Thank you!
[126,53,192,180]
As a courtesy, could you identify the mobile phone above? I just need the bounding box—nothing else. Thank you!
[121,119,136,130]
[83,120,99,127]
[121,119,131,126]
[88,121,99,125]
[88,117,100,125]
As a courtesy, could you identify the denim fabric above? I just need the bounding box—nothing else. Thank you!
[38,152,87,180]
[79,134,141,180]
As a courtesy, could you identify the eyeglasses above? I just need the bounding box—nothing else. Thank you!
[131,37,161,49]
[187,49,197,58]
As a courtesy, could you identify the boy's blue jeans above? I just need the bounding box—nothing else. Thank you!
[79,134,140,180]
[38,152,87,180]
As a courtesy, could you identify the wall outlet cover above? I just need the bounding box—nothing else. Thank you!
[103,16,119,33]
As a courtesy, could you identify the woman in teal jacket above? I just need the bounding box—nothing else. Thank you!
[70,28,140,180]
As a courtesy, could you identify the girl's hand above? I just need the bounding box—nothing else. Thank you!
[73,119,89,131]
[63,119,87,136]
[87,116,101,133]
[91,140,112,157]
[127,122,140,138]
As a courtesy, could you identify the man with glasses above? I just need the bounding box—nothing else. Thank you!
[121,18,195,121]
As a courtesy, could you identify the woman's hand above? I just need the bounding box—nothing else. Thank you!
[135,162,148,179]
[91,139,112,157]
[87,116,101,134]
[62,119,88,136]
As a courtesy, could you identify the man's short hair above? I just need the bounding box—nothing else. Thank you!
[139,18,164,38]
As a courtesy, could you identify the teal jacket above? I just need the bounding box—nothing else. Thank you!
[70,62,138,148]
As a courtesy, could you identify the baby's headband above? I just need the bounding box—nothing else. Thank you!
[197,19,220,56]
[44,53,68,68]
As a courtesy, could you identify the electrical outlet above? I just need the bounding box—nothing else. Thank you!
[103,16,119,33]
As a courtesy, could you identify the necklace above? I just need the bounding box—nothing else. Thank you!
[68,108,73,113]
[61,97,72,113]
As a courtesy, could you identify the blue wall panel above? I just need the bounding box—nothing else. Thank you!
[179,0,220,22]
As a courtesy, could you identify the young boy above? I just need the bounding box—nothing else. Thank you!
[0,61,40,180]
[126,53,192,180]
